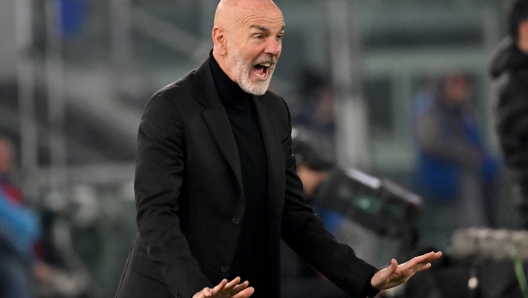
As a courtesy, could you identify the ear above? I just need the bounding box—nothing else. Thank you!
[212,27,227,55]
[520,20,528,39]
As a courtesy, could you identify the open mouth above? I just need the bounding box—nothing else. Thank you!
[252,62,272,79]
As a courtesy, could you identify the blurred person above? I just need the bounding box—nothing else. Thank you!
[292,69,336,150]
[0,137,91,298]
[412,74,499,250]
[489,0,528,230]
[290,128,380,262]
[115,1,442,298]
[0,136,40,298]
[291,128,335,202]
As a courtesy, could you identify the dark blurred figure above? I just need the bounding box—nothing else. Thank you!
[0,136,92,298]
[490,0,528,230]
[292,69,336,149]
[290,128,336,203]
[412,74,500,250]
[0,136,40,298]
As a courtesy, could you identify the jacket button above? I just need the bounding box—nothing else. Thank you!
[220,265,229,273]
[232,217,241,225]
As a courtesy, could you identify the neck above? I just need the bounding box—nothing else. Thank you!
[212,50,236,82]
[210,52,249,105]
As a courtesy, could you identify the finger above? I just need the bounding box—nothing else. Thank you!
[416,262,432,272]
[232,287,254,298]
[223,276,241,291]
[390,259,398,272]
[383,258,399,277]
[377,259,399,281]
[231,280,250,293]
[212,279,228,294]
[420,251,442,262]
[431,251,443,260]
[194,287,211,298]
[403,252,438,268]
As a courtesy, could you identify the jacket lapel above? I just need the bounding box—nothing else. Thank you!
[195,59,244,206]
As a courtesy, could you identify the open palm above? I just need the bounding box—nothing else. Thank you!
[193,277,254,298]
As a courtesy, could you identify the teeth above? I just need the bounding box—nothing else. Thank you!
[261,63,271,67]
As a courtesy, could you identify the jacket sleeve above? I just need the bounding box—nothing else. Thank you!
[496,91,528,207]
[278,101,378,297]
[134,94,212,298]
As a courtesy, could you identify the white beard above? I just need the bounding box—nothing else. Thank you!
[229,51,274,96]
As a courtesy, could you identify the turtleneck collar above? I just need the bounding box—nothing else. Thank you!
[209,51,250,109]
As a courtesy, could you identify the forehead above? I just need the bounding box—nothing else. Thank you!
[236,7,285,31]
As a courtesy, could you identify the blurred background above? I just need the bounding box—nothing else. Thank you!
[0,0,525,297]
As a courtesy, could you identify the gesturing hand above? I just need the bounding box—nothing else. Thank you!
[193,277,254,298]
[371,251,442,290]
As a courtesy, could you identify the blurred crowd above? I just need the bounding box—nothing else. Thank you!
[0,137,94,298]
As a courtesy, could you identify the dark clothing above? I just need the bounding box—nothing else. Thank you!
[490,38,528,229]
[115,56,378,298]
[210,56,271,297]
[412,89,499,249]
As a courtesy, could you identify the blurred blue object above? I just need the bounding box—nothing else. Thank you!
[0,191,40,255]
[60,0,86,38]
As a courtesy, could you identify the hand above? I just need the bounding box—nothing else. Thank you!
[193,277,254,298]
[371,251,442,290]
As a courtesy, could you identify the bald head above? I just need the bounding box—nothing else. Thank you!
[214,0,282,31]
[212,0,285,95]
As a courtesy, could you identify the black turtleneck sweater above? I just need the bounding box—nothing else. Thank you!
[210,55,270,297]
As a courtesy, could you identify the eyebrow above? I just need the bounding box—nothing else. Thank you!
[250,25,285,34]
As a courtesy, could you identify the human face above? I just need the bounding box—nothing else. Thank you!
[444,75,470,107]
[297,165,327,200]
[227,10,284,95]
[0,139,14,174]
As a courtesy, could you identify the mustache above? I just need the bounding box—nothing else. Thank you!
[253,55,277,65]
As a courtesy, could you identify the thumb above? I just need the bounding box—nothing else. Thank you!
[389,259,398,274]
[372,259,399,289]
[382,259,398,279]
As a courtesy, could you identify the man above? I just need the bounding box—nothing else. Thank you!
[290,128,335,202]
[413,74,499,250]
[490,0,528,230]
[115,1,441,298]
[0,137,39,298]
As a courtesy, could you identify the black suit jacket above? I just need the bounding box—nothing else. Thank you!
[115,58,377,298]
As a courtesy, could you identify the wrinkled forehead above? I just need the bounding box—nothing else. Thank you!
[225,1,284,32]
[236,7,284,30]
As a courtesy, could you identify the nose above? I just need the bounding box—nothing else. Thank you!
[264,37,281,57]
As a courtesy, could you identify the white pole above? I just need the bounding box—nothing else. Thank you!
[327,0,370,169]
[45,0,68,197]
[15,0,39,202]
[110,0,132,94]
